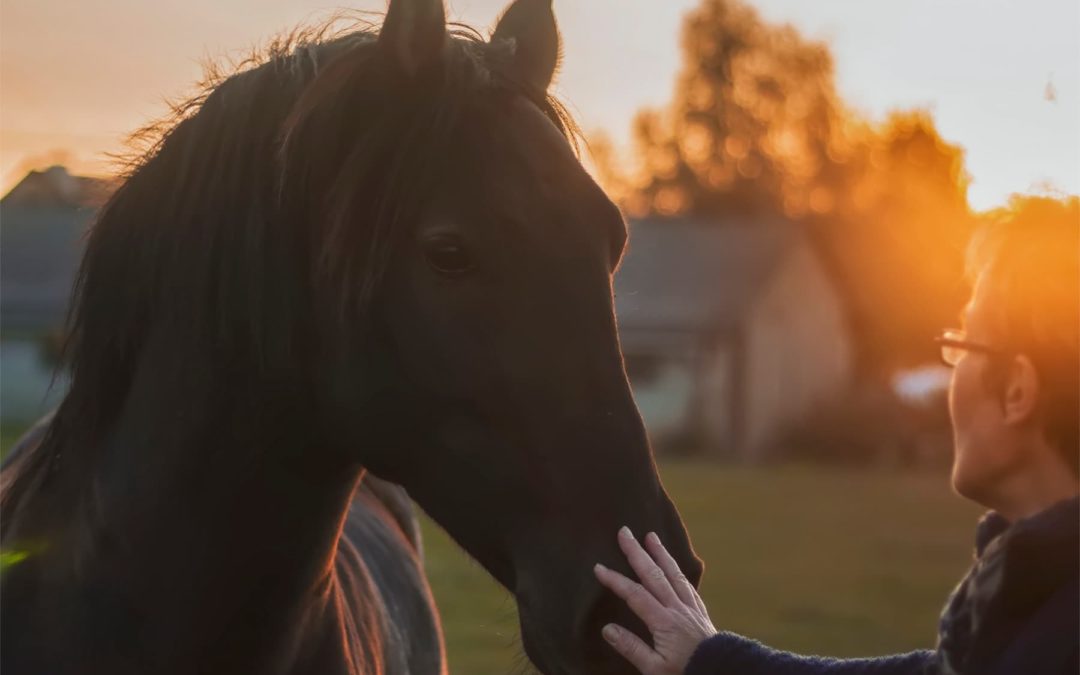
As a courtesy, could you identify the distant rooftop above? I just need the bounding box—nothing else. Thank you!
[615,217,806,337]
[1,165,115,210]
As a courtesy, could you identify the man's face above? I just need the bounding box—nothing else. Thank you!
[948,274,1018,504]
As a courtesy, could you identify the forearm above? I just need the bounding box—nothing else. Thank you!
[685,632,936,675]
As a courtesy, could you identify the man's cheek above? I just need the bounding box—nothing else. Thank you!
[950,365,976,428]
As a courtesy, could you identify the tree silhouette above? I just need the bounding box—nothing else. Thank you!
[601,0,975,377]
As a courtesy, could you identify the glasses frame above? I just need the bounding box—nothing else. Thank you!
[934,329,1008,368]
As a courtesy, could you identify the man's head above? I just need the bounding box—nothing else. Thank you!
[947,196,1079,515]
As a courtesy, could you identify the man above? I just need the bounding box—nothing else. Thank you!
[594,196,1079,675]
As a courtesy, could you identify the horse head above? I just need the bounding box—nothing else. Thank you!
[283,1,703,672]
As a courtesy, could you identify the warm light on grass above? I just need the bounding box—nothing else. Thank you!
[421,461,981,673]
[0,428,979,671]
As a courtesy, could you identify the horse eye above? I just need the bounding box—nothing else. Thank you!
[422,234,474,277]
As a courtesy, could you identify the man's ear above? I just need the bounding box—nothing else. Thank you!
[1003,355,1040,426]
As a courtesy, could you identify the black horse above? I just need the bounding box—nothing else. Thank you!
[0,1,702,673]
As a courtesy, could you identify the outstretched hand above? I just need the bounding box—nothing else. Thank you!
[594,527,717,675]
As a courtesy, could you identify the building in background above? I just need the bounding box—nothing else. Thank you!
[0,172,854,457]
[616,218,853,460]
[1,166,109,424]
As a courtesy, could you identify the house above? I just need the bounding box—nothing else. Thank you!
[1,166,108,424]
[615,218,853,460]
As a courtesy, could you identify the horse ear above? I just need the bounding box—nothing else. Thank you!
[379,0,447,76]
[492,0,561,91]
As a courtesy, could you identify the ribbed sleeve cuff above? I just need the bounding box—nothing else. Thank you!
[684,632,764,675]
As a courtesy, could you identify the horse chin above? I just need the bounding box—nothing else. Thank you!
[519,627,637,675]
[516,586,642,675]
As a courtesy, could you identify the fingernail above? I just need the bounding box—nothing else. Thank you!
[646,532,660,546]
[602,624,619,644]
[594,562,607,574]
[619,525,633,539]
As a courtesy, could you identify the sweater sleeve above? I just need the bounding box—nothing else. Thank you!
[684,632,936,675]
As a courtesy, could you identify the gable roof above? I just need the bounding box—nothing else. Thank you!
[1,166,114,210]
[614,217,806,344]
[0,199,813,340]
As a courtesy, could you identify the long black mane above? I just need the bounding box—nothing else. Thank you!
[1,17,579,522]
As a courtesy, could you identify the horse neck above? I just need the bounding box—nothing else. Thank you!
[48,333,366,665]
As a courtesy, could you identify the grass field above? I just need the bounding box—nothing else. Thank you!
[1,426,24,456]
[1,427,979,672]
[421,461,981,673]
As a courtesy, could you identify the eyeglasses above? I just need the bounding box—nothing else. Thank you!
[934,329,1006,367]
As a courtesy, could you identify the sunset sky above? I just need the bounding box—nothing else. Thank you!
[1,0,1077,210]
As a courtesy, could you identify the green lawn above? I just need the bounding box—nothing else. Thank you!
[421,461,981,673]
[1,425,26,457]
[1,427,979,672]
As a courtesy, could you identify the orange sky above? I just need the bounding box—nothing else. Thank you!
[1,0,1077,209]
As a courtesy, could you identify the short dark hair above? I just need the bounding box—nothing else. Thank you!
[967,195,1079,473]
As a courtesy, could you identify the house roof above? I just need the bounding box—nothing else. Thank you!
[1,166,114,210]
[615,217,806,347]
[0,181,811,340]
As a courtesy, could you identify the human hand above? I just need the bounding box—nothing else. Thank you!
[593,527,716,675]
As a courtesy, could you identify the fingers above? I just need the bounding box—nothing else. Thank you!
[594,563,666,627]
[601,623,664,675]
[617,526,682,608]
[644,531,704,611]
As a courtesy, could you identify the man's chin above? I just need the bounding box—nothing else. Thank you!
[950,453,980,501]
[951,463,998,510]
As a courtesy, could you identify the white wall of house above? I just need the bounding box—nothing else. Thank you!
[742,245,852,459]
[625,354,695,445]
[694,341,735,450]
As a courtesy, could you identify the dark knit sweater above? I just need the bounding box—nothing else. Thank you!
[685,497,1079,675]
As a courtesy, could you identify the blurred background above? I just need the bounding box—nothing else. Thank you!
[1,0,1077,671]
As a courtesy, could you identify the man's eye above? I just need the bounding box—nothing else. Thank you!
[423,234,474,277]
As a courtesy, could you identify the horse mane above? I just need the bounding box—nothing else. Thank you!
[1,14,581,522]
